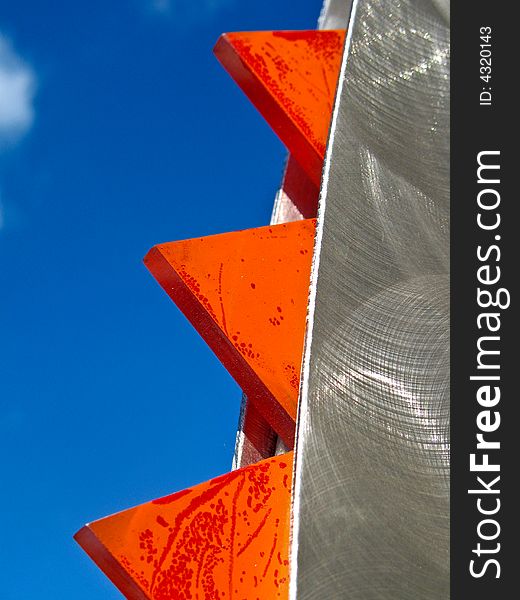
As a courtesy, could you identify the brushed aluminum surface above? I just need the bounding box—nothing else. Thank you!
[291,0,450,598]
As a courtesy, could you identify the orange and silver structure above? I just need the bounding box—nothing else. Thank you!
[75,0,450,598]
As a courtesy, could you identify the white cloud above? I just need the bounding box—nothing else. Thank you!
[0,33,36,148]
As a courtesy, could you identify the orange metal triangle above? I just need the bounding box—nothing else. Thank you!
[144,219,315,448]
[75,453,293,600]
[214,30,345,191]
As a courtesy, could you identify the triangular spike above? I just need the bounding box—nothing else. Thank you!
[214,30,345,189]
[75,453,293,600]
[144,219,315,447]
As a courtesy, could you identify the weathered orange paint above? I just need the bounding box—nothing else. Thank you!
[75,453,293,600]
[214,30,345,193]
[144,220,315,447]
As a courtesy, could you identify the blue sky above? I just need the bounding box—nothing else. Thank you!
[0,1,320,598]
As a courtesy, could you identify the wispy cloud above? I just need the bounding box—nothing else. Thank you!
[0,33,36,149]
[151,0,172,13]
[149,0,236,20]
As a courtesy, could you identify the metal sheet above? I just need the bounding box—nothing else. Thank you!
[144,220,315,448]
[76,453,293,599]
[291,0,450,598]
[214,30,346,190]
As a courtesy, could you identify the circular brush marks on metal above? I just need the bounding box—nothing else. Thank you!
[292,0,450,598]
[319,276,449,466]
[315,275,449,572]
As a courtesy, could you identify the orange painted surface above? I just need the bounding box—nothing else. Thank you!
[75,453,293,600]
[144,220,315,447]
[214,30,345,190]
